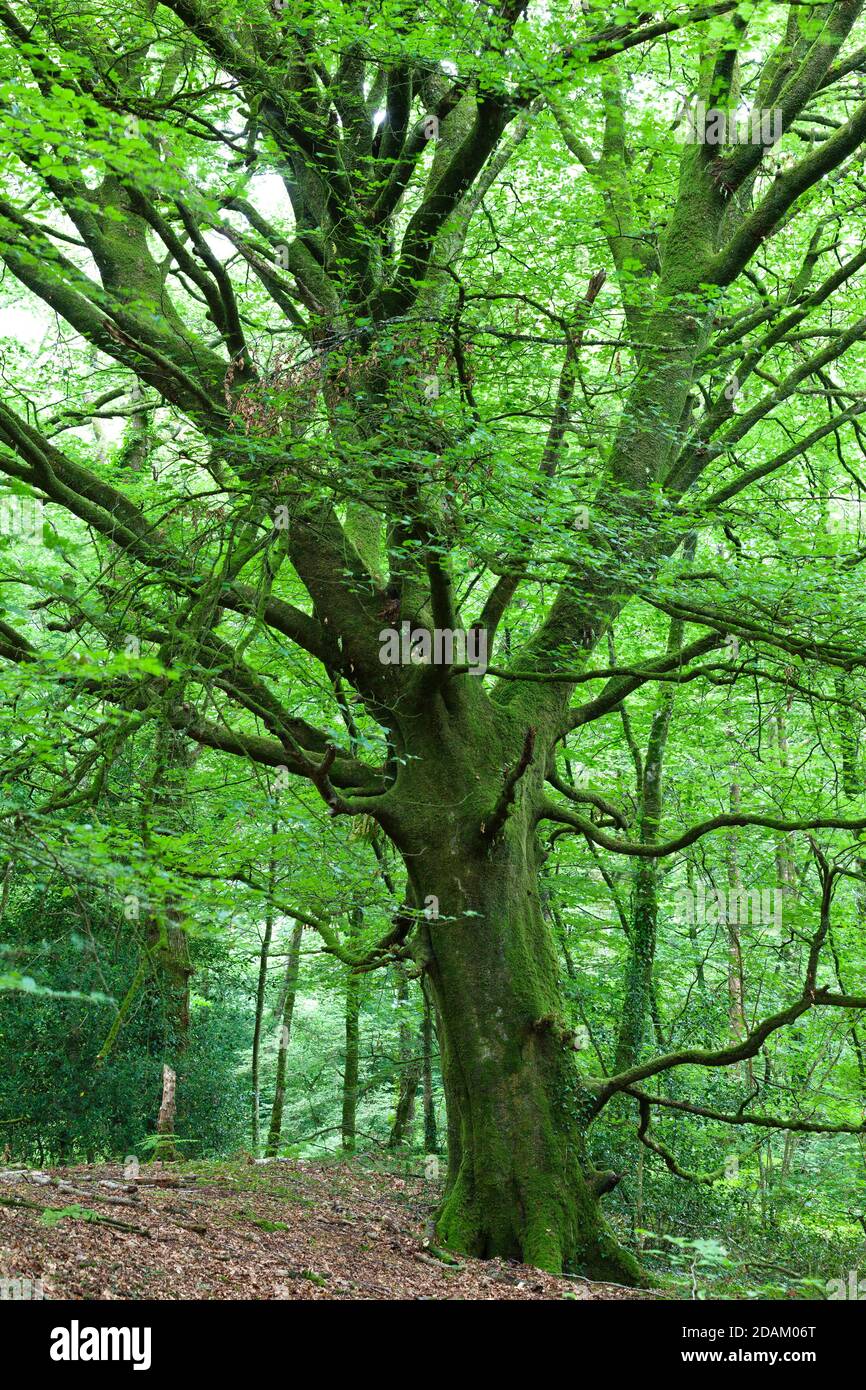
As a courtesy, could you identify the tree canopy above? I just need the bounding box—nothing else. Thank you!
[2,0,866,1291]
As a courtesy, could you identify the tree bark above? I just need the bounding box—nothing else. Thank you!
[251,832,277,1152]
[421,983,438,1155]
[388,1042,422,1149]
[148,915,191,1162]
[388,968,421,1148]
[156,1065,177,1153]
[401,781,645,1281]
[142,722,195,1160]
[726,776,749,1045]
[341,970,360,1154]
[613,570,686,1075]
[265,919,303,1158]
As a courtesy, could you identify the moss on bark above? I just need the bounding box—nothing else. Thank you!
[393,719,649,1284]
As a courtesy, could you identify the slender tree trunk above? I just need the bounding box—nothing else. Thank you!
[388,1044,421,1149]
[635,1148,645,1253]
[726,776,748,1045]
[250,832,277,1152]
[834,673,861,797]
[148,914,193,1052]
[422,983,438,1155]
[685,858,708,995]
[147,911,191,1162]
[250,911,274,1153]
[341,971,360,1153]
[265,920,303,1158]
[156,1064,177,1152]
[772,716,798,901]
[388,968,421,1148]
[724,772,753,1183]
[406,824,645,1283]
[614,608,681,1075]
[142,724,195,1158]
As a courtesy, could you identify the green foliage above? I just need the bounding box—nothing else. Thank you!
[0,0,865,1288]
[0,884,248,1163]
[40,1205,105,1228]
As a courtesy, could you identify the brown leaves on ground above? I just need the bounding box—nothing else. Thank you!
[0,1157,661,1301]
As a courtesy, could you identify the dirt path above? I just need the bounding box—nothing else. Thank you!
[0,1156,665,1301]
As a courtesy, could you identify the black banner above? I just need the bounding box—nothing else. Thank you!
[3,1294,859,1377]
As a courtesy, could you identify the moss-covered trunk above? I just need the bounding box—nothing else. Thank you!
[404,810,644,1283]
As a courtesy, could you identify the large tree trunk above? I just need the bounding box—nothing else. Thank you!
[404,815,645,1283]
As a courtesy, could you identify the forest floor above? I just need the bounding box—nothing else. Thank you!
[0,1155,668,1301]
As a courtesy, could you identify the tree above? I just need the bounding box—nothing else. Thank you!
[387,966,421,1149]
[3,0,866,1280]
[265,918,304,1157]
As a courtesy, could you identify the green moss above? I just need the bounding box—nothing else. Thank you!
[392,712,653,1285]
